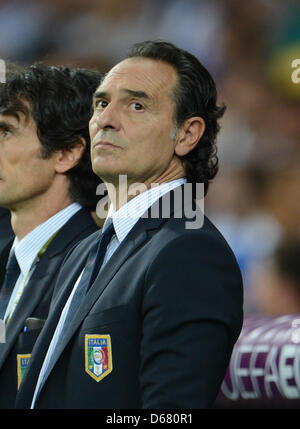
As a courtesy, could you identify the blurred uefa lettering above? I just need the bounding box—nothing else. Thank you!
[0,59,5,83]
[215,315,300,408]
[291,319,300,344]
[291,59,300,83]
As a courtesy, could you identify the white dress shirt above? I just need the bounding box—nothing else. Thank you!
[3,203,82,322]
[31,178,186,407]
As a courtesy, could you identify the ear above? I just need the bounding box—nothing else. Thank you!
[54,137,86,174]
[174,117,205,157]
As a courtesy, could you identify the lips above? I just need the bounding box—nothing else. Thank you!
[92,138,120,150]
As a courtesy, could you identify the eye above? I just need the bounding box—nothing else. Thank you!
[130,102,144,111]
[95,99,108,110]
[0,128,12,139]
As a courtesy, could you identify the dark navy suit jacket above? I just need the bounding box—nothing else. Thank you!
[16,188,243,409]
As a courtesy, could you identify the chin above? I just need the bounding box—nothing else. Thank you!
[94,165,127,183]
[96,170,121,185]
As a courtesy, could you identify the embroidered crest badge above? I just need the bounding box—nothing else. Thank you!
[85,334,112,382]
[17,354,31,389]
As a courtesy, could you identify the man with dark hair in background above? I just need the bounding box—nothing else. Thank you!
[0,64,23,257]
[16,41,243,409]
[254,235,300,315]
[0,63,103,407]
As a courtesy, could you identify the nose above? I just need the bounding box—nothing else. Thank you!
[91,101,121,132]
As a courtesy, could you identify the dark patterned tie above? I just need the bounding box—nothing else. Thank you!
[0,250,20,320]
[60,220,115,332]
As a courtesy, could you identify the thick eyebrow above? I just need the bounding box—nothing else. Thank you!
[93,91,107,101]
[93,89,150,101]
[122,89,150,100]
[0,120,17,130]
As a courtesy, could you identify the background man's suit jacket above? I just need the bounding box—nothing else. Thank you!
[0,208,14,257]
[0,208,98,408]
[16,190,244,409]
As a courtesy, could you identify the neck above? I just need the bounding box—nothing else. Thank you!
[106,156,185,211]
[10,189,72,240]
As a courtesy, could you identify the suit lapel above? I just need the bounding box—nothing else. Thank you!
[0,255,56,367]
[0,209,13,249]
[0,240,13,286]
[0,241,13,367]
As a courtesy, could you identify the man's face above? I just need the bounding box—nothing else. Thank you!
[0,112,58,210]
[89,58,180,186]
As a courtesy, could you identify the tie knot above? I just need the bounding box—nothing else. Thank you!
[101,219,115,240]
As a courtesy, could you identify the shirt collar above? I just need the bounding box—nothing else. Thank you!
[104,178,187,244]
[13,203,82,276]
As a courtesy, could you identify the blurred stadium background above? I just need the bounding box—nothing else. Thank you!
[0,0,299,407]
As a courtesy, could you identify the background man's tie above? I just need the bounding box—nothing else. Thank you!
[0,250,20,320]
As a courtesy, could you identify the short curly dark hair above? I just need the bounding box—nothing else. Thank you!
[0,63,103,210]
[126,40,226,196]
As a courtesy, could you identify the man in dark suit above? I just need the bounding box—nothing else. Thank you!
[0,64,103,407]
[16,41,243,409]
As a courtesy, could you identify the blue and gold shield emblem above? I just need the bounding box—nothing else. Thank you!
[85,334,112,382]
[17,354,31,389]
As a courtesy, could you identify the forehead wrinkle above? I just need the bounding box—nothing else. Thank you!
[100,60,177,106]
